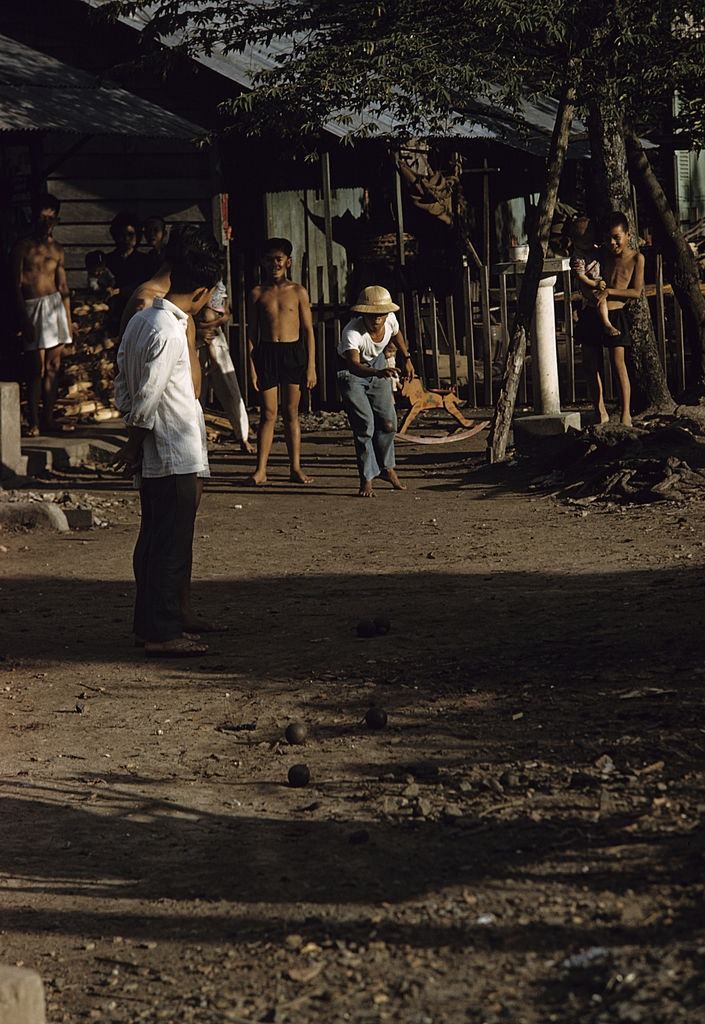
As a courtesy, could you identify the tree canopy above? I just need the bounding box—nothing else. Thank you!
[100,0,705,144]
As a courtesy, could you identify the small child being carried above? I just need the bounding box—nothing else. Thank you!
[568,215,620,338]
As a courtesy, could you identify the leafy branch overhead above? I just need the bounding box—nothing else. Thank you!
[100,1,705,143]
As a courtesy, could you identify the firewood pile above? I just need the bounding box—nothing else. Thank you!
[56,295,121,424]
[528,414,705,505]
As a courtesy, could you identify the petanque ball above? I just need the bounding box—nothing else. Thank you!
[288,763,310,788]
[285,722,308,746]
[356,619,377,638]
[374,615,391,635]
[365,706,388,730]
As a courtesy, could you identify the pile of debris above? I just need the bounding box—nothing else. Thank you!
[528,412,705,505]
[56,296,120,424]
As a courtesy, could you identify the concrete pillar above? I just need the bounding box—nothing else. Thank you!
[0,964,46,1024]
[532,275,561,415]
[0,382,23,480]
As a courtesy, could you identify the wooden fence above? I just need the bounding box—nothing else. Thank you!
[230,254,698,412]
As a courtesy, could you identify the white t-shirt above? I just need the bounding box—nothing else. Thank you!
[338,313,399,366]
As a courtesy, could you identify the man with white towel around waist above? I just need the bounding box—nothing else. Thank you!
[10,193,73,435]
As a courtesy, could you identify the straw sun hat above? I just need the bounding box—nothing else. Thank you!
[351,285,400,314]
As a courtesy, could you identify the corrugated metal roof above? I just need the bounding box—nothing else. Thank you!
[0,32,207,139]
[79,0,588,156]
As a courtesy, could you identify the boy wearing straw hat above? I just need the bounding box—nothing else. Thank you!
[337,285,415,497]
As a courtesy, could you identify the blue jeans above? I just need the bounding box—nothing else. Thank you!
[338,370,397,482]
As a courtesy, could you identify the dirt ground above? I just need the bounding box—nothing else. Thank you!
[1,422,704,1024]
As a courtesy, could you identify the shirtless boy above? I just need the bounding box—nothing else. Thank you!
[11,193,73,435]
[247,238,316,485]
[575,211,644,427]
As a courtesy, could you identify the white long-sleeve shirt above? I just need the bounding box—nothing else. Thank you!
[114,297,209,478]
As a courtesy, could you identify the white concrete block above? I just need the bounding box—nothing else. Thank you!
[0,964,46,1024]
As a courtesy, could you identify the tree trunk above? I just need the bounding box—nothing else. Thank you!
[626,129,705,390]
[488,74,576,462]
[587,91,674,412]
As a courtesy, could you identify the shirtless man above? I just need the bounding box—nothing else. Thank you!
[575,211,644,427]
[247,237,317,485]
[119,225,202,394]
[11,193,73,435]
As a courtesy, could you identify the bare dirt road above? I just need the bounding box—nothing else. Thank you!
[1,425,704,1024]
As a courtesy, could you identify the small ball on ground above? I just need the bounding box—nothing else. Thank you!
[356,619,377,638]
[365,706,388,730]
[288,763,310,788]
[374,615,391,635]
[285,722,307,745]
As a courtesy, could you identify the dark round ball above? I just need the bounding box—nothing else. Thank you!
[356,619,377,638]
[288,763,310,788]
[365,706,388,730]
[374,615,391,635]
[285,722,308,746]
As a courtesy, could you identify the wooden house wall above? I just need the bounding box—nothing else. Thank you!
[44,134,214,288]
[264,187,364,303]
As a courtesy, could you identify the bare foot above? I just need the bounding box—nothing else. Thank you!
[24,425,40,438]
[290,469,314,484]
[380,468,407,491]
[621,412,633,427]
[597,407,610,425]
[145,637,209,658]
[245,471,267,486]
[358,480,375,498]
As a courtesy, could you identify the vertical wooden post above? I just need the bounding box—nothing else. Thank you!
[302,188,311,294]
[393,150,406,272]
[428,293,441,386]
[316,320,328,406]
[412,290,426,386]
[674,296,686,393]
[562,268,576,403]
[498,270,509,366]
[316,266,325,307]
[237,266,248,407]
[462,259,477,406]
[482,157,491,271]
[603,347,614,400]
[655,253,667,368]
[397,292,408,337]
[333,317,342,406]
[480,264,493,406]
[445,296,458,389]
[321,149,337,304]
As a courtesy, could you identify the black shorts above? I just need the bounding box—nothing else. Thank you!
[253,340,306,391]
[575,306,632,348]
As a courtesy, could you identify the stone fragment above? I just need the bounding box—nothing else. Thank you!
[0,964,46,1024]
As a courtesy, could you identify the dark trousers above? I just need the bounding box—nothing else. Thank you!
[133,473,198,642]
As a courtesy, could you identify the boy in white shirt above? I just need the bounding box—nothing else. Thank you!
[114,237,222,657]
[337,285,415,497]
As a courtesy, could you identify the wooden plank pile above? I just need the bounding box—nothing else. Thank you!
[56,296,122,424]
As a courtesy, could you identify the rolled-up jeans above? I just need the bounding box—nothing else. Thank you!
[338,367,397,482]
